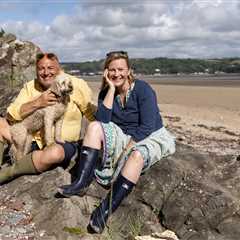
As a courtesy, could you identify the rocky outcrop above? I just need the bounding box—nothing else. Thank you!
[0,86,20,116]
[0,32,41,86]
[0,143,240,240]
[136,144,240,240]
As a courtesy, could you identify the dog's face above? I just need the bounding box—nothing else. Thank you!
[50,73,73,97]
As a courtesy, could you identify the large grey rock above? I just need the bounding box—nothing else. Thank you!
[136,144,240,240]
[0,143,239,240]
[0,86,20,116]
[0,32,41,86]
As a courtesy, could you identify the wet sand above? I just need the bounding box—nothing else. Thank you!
[86,74,240,155]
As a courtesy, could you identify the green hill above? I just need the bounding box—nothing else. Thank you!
[61,57,240,75]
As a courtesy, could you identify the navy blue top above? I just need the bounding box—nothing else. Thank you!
[95,79,163,142]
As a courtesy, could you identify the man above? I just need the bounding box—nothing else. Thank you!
[0,52,95,183]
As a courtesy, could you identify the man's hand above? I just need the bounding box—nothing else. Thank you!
[20,90,58,119]
[37,89,58,108]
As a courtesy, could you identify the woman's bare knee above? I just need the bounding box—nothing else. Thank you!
[83,121,103,148]
[85,121,103,138]
[121,150,144,183]
[129,150,144,165]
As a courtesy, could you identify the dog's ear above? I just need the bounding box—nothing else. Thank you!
[50,81,61,97]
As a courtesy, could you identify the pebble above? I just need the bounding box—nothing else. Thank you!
[16,227,27,234]
[0,225,11,234]
[0,194,36,239]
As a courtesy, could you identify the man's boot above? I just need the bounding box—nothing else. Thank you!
[0,152,37,184]
[88,174,135,233]
[0,140,4,167]
[58,146,100,197]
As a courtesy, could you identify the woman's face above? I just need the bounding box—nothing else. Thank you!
[107,58,130,88]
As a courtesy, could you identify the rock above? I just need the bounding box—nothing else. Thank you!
[135,143,240,240]
[135,230,179,240]
[0,86,20,116]
[0,225,11,235]
[7,199,25,211]
[0,143,239,240]
[16,227,27,234]
[0,33,16,45]
[0,31,41,86]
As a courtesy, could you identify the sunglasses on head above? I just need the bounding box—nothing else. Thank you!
[106,51,128,57]
[36,53,59,62]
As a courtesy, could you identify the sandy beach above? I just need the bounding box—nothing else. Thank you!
[86,74,240,156]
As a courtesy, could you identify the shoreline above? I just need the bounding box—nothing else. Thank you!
[83,73,240,87]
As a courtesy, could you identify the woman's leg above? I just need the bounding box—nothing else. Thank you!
[32,118,106,172]
[121,150,144,184]
[82,121,104,149]
[58,121,104,197]
[89,150,144,233]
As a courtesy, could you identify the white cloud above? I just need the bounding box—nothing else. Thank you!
[1,1,240,61]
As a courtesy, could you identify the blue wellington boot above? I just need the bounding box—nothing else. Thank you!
[88,174,135,233]
[58,146,100,197]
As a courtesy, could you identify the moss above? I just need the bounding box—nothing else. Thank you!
[63,226,86,236]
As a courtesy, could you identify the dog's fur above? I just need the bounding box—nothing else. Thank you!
[9,73,73,161]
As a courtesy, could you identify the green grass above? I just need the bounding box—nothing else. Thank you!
[128,215,144,237]
[63,226,86,236]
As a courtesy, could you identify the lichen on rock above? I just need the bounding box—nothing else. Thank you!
[0,31,41,87]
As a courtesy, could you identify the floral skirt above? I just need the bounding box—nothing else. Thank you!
[95,122,176,186]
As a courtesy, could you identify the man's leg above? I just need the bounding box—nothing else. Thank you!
[0,143,67,184]
[32,143,66,172]
[0,117,12,166]
[0,152,37,184]
[0,140,4,166]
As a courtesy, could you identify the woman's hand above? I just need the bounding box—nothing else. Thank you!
[104,69,115,90]
[101,69,115,110]
[125,139,136,152]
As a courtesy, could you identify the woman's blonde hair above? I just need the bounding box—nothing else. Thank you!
[100,51,134,90]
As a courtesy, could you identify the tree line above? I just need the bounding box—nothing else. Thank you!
[61,57,240,75]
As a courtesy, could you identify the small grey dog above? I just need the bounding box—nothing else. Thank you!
[9,73,73,161]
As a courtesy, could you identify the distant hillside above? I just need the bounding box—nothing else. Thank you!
[61,57,240,75]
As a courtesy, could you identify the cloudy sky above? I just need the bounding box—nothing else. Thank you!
[1,0,240,62]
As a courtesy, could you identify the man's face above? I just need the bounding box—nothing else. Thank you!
[37,57,60,90]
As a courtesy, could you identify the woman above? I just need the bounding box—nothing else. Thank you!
[58,51,175,233]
